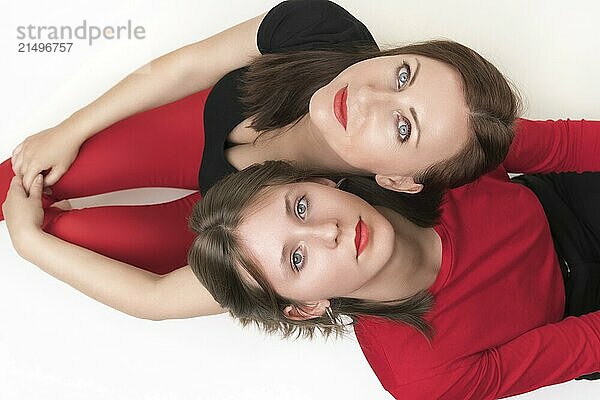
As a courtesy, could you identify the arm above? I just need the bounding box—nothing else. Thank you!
[11,10,267,192]
[64,11,267,142]
[504,118,600,174]
[4,139,223,321]
[377,313,600,399]
[16,230,223,320]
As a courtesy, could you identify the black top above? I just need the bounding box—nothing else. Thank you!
[198,0,378,193]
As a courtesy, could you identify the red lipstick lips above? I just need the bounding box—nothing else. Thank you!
[334,86,348,129]
[354,218,369,258]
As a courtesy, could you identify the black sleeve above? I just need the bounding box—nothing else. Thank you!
[257,0,378,53]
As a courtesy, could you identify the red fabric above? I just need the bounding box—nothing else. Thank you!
[355,119,600,399]
[1,88,211,274]
[505,119,600,174]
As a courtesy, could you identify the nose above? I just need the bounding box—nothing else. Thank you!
[305,219,339,248]
[354,84,392,114]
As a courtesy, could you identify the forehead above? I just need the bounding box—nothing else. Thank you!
[236,185,291,286]
[243,184,288,216]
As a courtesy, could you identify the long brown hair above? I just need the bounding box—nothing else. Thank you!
[188,161,437,339]
[240,40,521,189]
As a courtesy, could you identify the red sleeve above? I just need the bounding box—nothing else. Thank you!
[503,118,600,174]
[362,311,600,399]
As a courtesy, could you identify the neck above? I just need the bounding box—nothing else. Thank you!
[257,115,363,174]
[359,206,441,302]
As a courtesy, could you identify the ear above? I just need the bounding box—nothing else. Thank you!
[374,174,423,194]
[309,177,337,188]
[283,300,331,321]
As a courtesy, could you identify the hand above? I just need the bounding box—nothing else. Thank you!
[11,125,83,195]
[2,174,45,256]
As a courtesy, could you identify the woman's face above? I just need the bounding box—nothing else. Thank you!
[236,181,396,303]
[309,54,471,186]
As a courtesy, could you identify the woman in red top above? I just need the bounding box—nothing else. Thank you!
[179,118,600,399]
[4,119,600,398]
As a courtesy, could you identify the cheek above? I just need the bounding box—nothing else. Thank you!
[290,255,350,301]
[316,254,367,297]
[346,130,404,175]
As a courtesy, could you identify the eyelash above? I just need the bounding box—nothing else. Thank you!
[295,195,308,220]
[395,62,412,143]
[395,111,412,143]
[291,195,309,272]
[291,245,305,272]
[396,62,411,90]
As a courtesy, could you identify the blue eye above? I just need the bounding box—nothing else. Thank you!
[291,247,304,271]
[396,63,411,90]
[394,112,411,142]
[296,196,308,219]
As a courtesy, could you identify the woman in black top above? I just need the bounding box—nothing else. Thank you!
[1,0,523,320]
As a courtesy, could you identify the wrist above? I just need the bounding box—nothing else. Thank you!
[13,228,45,260]
[58,110,94,142]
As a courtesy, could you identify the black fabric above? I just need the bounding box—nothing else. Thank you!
[198,0,378,194]
[512,172,600,381]
[257,0,377,54]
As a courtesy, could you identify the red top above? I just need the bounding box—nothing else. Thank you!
[354,119,600,399]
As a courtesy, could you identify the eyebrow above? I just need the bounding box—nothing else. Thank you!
[408,58,420,88]
[408,58,422,147]
[280,191,294,268]
[410,107,421,147]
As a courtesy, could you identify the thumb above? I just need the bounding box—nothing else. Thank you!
[29,174,44,199]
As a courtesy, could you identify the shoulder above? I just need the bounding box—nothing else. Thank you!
[354,316,428,389]
[258,0,378,53]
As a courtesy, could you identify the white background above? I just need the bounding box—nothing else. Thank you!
[1,0,600,399]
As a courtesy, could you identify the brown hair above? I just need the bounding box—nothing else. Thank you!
[240,40,521,190]
[188,161,437,339]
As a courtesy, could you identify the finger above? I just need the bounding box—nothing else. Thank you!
[29,174,44,199]
[9,175,23,186]
[44,167,64,187]
[12,143,23,159]
[11,151,23,175]
[8,175,25,195]
[22,170,40,195]
[19,160,31,178]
